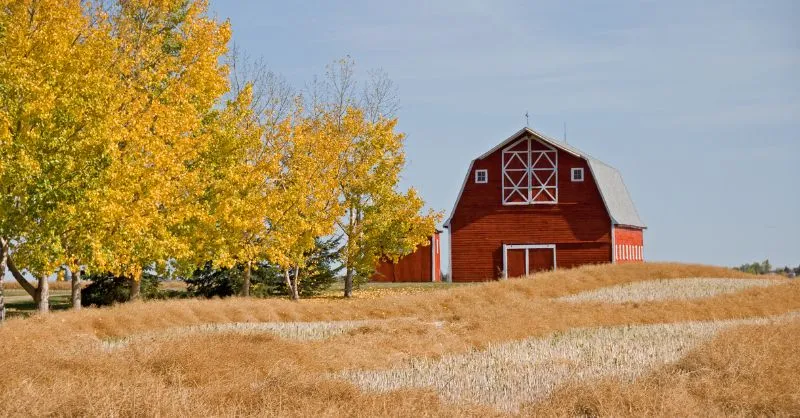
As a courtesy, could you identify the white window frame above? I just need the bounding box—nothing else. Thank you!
[474,169,488,184]
[571,167,584,182]
[501,137,558,205]
[502,244,556,279]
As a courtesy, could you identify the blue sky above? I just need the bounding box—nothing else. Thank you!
[209,0,799,269]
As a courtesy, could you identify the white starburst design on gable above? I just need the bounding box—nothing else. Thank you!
[502,136,558,205]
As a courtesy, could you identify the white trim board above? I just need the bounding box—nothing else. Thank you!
[610,222,616,264]
[502,244,557,279]
[447,230,453,282]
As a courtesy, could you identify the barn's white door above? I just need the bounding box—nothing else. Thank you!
[502,244,556,279]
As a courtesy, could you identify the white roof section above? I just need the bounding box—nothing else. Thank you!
[444,127,646,229]
[585,158,646,228]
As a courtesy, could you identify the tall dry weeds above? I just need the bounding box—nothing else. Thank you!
[0,263,797,417]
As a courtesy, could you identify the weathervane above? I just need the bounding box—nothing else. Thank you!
[525,111,529,128]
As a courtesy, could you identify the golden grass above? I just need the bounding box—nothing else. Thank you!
[100,318,440,351]
[0,262,797,417]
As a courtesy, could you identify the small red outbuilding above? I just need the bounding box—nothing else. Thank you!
[370,232,442,282]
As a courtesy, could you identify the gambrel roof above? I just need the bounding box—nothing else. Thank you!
[444,127,646,229]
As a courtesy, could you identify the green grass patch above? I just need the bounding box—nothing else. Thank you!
[3,290,72,318]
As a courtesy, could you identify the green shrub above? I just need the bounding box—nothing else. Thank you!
[81,272,161,307]
[185,237,341,298]
[184,262,242,298]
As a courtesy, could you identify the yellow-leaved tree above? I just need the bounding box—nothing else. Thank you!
[312,58,442,298]
[334,110,441,297]
[191,83,278,296]
[263,108,348,299]
[0,0,119,312]
[91,0,232,297]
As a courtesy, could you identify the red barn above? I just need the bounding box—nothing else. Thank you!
[444,127,646,281]
[371,232,442,282]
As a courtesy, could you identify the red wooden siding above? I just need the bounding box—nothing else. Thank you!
[614,226,644,264]
[529,248,555,273]
[371,233,442,282]
[506,249,526,278]
[449,133,613,282]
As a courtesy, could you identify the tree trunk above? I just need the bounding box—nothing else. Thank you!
[291,268,300,300]
[240,262,251,297]
[4,247,36,299]
[0,276,4,323]
[283,269,299,301]
[343,208,355,298]
[130,277,141,301]
[344,265,354,298]
[0,240,7,322]
[35,276,49,313]
[71,268,81,310]
[2,239,47,313]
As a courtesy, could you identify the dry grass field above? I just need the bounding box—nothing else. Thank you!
[555,277,784,303]
[0,262,798,417]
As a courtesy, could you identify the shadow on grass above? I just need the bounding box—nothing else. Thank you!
[4,292,72,319]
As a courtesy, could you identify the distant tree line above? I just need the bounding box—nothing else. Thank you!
[734,259,798,277]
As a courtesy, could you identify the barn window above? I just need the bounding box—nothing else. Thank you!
[571,168,584,182]
[474,169,488,184]
[502,137,557,205]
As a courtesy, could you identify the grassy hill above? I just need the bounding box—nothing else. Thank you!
[1,263,798,416]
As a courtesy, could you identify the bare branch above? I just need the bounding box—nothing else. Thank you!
[227,43,295,127]
[362,68,399,122]
[323,56,357,123]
